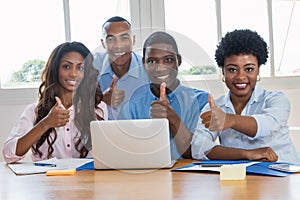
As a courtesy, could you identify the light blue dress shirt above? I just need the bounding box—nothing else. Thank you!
[192,85,300,162]
[93,52,149,120]
[122,82,208,159]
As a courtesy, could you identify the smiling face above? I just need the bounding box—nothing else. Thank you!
[223,54,259,101]
[58,51,84,93]
[101,21,135,77]
[143,43,181,92]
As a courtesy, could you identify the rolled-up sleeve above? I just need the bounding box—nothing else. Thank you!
[2,104,36,163]
[251,92,290,139]
[191,103,219,160]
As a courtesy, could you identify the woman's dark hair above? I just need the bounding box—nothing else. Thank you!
[215,29,269,68]
[33,41,104,159]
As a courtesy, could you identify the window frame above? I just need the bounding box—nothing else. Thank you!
[1,0,300,105]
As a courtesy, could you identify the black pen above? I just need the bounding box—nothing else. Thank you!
[34,163,57,167]
[200,164,223,167]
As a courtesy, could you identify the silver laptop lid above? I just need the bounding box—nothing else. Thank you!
[90,118,173,169]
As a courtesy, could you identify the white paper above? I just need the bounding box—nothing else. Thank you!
[8,158,93,175]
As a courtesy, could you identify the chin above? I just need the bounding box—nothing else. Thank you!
[151,80,164,85]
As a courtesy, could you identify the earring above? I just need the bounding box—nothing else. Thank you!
[222,76,225,82]
[257,75,261,81]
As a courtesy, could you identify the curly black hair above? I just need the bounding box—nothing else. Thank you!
[215,29,269,68]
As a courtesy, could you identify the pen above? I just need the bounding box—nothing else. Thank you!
[200,164,223,167]
[34,163,57,167]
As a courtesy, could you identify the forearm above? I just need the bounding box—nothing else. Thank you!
[167,110,192,158]
[228,114,257,137]
[207,145,278,162]
[206,145,249,160]
[16,120,50,156]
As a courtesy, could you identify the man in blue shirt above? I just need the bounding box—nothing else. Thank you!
[93,16,149,119]
[122,31,208,159]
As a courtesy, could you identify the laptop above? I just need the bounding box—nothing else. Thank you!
[90,118,176,169]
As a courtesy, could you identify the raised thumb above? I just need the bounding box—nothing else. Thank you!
[54,96,62,109]
[208,94,215,109]
[110,75,117,89]
[160,82,167,100]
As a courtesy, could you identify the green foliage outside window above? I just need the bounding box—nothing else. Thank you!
[9,59,45,83]
[179,65,217,75]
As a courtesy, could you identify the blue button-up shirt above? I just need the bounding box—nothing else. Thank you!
[94,51,149,119]
[122,82,208,159]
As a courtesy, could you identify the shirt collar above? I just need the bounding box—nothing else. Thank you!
[100,52,141,79]
[222,85,261,108]
[150,80,182,100]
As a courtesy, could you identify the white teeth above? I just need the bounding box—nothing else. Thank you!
[67,80,77,85]
[114,52,126,56]
[236,83,247,87]
[157,75,169,79]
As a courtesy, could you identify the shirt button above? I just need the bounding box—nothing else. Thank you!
[66,128,69,131]
[67,144,70,147]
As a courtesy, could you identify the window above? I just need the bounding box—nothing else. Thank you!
[0,0,65,88]
[69,0,130,53]
[0,0,130,89]
[273,0,300,76]
[164,0,219,81]
[221,0,270,77]
[164,0,300,79]
[1,0,300,89]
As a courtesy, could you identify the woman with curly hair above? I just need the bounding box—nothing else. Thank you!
[3,42,107,163]
[192,29,300,162]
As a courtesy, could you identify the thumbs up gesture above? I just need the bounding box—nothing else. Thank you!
[200,94,229,132]
[103,75,125,107]
[150,82,170,118]
[44,96,70,128]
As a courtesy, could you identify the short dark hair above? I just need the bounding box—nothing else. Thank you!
[215,29,269,68]
[102,16,131,29]
[143,31,179,58]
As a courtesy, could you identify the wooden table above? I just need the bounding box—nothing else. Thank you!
[1,159,300,200]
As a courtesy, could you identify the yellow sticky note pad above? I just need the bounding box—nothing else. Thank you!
[46,169,76,176]
[220,164,246,180]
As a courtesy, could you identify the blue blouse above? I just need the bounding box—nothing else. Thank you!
[192,85,300,162]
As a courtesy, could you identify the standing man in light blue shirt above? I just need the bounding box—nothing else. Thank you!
[123,31,208,159]
[192,29,300,162]
[93,16,149,120]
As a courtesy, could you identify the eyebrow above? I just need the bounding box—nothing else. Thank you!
[106,32,130,39]
[225,63,256,67]
[61,60,83,66]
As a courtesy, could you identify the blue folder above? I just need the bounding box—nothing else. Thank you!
[172,160,293,177]
[76,160,95,171]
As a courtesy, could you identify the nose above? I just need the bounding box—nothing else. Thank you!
[70,68,78,77]
[154,63,165,72]
[236,69,246,79]
[113,37,124,49]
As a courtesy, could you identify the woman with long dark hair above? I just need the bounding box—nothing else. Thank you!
[3,41,107,163]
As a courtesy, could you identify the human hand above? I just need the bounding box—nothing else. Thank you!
[245,147,278,162]
[44,96,70,128]
[150,82,170,118]
[200,94,231,132]
[103,75,125,107]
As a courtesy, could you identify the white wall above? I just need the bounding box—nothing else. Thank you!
[0,88,37,162]
[1,77,300,162]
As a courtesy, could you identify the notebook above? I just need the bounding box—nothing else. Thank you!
[90,118,176,169]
